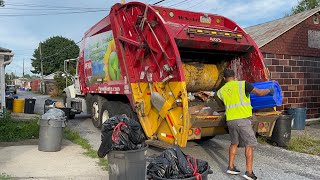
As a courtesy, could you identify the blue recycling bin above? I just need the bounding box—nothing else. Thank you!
[287,107,307,130]
[250,81,283,110]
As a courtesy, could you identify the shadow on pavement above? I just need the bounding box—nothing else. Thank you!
[198,140,229,173]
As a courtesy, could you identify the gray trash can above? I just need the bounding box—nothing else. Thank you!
[108,145,148,180]
[38,108,67,152]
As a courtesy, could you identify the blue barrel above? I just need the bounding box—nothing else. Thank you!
[250,81,282,110]
[287,107,307,130]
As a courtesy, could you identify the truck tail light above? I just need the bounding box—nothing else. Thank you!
[259,122,265,129]
[162,10,167,16]
[194,128,201,135]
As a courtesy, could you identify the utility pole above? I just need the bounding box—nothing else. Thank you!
[22,58,24,78]
[39,42,44,94]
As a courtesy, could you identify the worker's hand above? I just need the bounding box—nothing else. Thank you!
[268,88,274,95]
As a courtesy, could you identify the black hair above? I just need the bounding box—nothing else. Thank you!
[223,69,235,78]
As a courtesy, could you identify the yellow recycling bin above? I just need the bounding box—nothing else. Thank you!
[13,99,25,113]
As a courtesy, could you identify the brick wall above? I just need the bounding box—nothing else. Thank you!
[261,15,320,57]
[258,14,320,119]
[263,54,320,119]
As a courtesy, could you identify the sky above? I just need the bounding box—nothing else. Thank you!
[0,0,299,76]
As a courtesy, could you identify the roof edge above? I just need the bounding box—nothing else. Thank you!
[258,8,320,48]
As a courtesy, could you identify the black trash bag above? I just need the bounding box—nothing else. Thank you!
[98,114,146,157]
[45,99,56,105]
[125,118,145,144]
[147,146,210,179]
[147,157,171,178]
[185,155,209,175]
[98,130,113,158]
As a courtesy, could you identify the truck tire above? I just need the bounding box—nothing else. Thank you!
[62,93,76,119]
[113,101,137,120]
[69,114,75,119]
[91,95,117,128]
[62,93,67,107]
[91,95,105,128]
[100,100,117,126]
[113,101,146,138]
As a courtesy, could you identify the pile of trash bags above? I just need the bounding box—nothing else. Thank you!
[98,114,146,158]
[147,146,211,179]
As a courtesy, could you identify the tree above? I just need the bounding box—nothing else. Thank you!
[5,73,10,84]
[31,36,79,75]
[24,74,32,79]
[0,0,4,7]
[5,72,17,84]
[290,0,320,15]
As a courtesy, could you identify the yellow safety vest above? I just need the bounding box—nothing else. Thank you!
[217,81,252,121]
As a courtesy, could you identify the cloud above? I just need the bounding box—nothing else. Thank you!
[1,0,298,76]
[187,0,299,27]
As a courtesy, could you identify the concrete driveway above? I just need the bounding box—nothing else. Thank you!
[0,140,107,180]
[1,90,107,179]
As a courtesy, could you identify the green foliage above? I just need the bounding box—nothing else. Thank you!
[24,74,32,79]
[288,135,320,156]
[0,173,13,180]
[64,128,108,170]
[5,72,17,84]
[0,118,39,142]
[290,0,320,15]
[53,72,73,95]
[31,36,79,75]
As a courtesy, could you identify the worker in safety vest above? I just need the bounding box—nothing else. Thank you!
[217,69,273,180]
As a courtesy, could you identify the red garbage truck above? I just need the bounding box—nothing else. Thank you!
[63,1,280,147]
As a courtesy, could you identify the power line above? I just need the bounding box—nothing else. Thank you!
[186,0,206,10]
[0,9,110,17]
[169,0,192,7]
[153,0,166,5]
[1,7,106,11]
[156,0,175,5]
[4,2,106,10]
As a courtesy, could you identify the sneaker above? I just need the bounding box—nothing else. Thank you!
[226,166,241,175]
[243,171,258,180]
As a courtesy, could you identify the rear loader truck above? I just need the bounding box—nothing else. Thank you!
[63,1,280,147]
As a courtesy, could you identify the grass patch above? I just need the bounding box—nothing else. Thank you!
[64,128,108,171]
[288,135,320,156]
[0,114,39,142]
[0,173,12,180]
[257,136,268,144]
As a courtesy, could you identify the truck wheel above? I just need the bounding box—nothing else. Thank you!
[114,101,146,138]
[100,100,117,126]
[91,95,116,128]
[69,114,75,119]
[113,101,137,120]
[91,95,104,128]
[62,93,67,107]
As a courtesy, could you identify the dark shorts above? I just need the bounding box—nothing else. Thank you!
[226,118,258,147]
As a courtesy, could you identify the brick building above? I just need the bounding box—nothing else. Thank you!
[246,8,320,119]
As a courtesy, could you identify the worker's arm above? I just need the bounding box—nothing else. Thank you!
[214,92,225,108]
[246,81,273,96]
[251,87,272,96]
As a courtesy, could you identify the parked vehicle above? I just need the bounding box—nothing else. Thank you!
[63,1,280,147]
[6,85,17,95]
